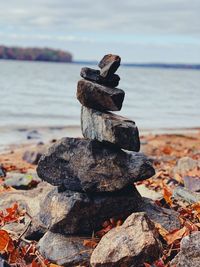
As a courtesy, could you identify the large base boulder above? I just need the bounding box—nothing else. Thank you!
[81,106,140,151]
[37,138,155,193]
[90,212,162,267]
[37,231,92,267]
[39,186,142,235]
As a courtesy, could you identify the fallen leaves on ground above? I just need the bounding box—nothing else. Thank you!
[0,204,63,267]
[0,132,200,266]
[0,203,25,226]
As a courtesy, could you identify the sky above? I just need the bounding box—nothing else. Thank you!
[0,0,200,63]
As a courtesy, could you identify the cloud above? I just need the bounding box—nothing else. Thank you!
[0,0,200,62]
[1,0,200,34]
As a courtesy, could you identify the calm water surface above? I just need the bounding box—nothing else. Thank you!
[0,60,199,148]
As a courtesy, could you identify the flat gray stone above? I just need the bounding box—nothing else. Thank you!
[173,186,200,204]
[141,198,181,231]
[3,172,41,189]
[81,106,140,151]
[37,138,155,193]
[174,157,200,176]
[37,231,92,267]
[183,176,200,192]
[90,212,162,267]
[77,79,124,111]
[39,186,142,235]
[171,231,200,267]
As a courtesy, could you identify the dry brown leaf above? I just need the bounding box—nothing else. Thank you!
[155,223,169,239]
[191,202,200,213]
[0,229,15,253]
[163,184,172,205]
[165,226,188,245]
[83,239,98,249]
[162,146,173,155]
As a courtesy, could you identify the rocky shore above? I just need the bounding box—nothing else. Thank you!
[0,55,199,266]
[0,130,200,266]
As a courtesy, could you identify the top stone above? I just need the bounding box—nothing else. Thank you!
[98,54,121,78]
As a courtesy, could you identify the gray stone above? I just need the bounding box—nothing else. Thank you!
[39,186,142,235]
[173,186,200,204]
[37,231,92,267]
[99,74,120,88]
[0,256,10,267]
[141,198,181,231]
[98,54,121,78]
[183,176,200,192]
[80,67,120,87]
[0,165,6,177]
[3,172,41,189]
[80,67,100,82]
[77,79,124,111]
[22,144,47,165]
[174,157,200,176]
[90,212,162,267]
[37,137,155,193]
[81,106,140,151]
[27,130,41,140]
[171,231,200,267]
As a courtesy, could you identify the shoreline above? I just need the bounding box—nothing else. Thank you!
[0,125,199,154]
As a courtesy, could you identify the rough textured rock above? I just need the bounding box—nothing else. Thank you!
[99,74,120,88]
[173,186,200,204]
[98,54,121,78]
[37,137,155,193]
[0,165,6,177]
[77,79,124,111]
[37,231,92,267]
[171,231,200,267]
[183,175,200,192]
[81,106,140,151]
[141,198,181,231]
[0,256,10,267]
[80,67,120,87]
[174,156,200,176]
[39,186,142,235]
[80,67,100,82]
[90,212,162,267]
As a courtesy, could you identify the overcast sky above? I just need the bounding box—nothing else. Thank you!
[0,0,200,63]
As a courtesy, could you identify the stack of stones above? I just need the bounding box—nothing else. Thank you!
[36,55,155,266]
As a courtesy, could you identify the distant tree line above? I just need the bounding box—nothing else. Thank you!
[0,45,73,62]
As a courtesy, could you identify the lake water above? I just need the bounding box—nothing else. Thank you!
[0,60,200,149]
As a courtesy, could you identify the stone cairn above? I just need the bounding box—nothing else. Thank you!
[36,55,156,266]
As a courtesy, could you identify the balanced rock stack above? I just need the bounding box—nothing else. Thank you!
[36,55,157,266]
